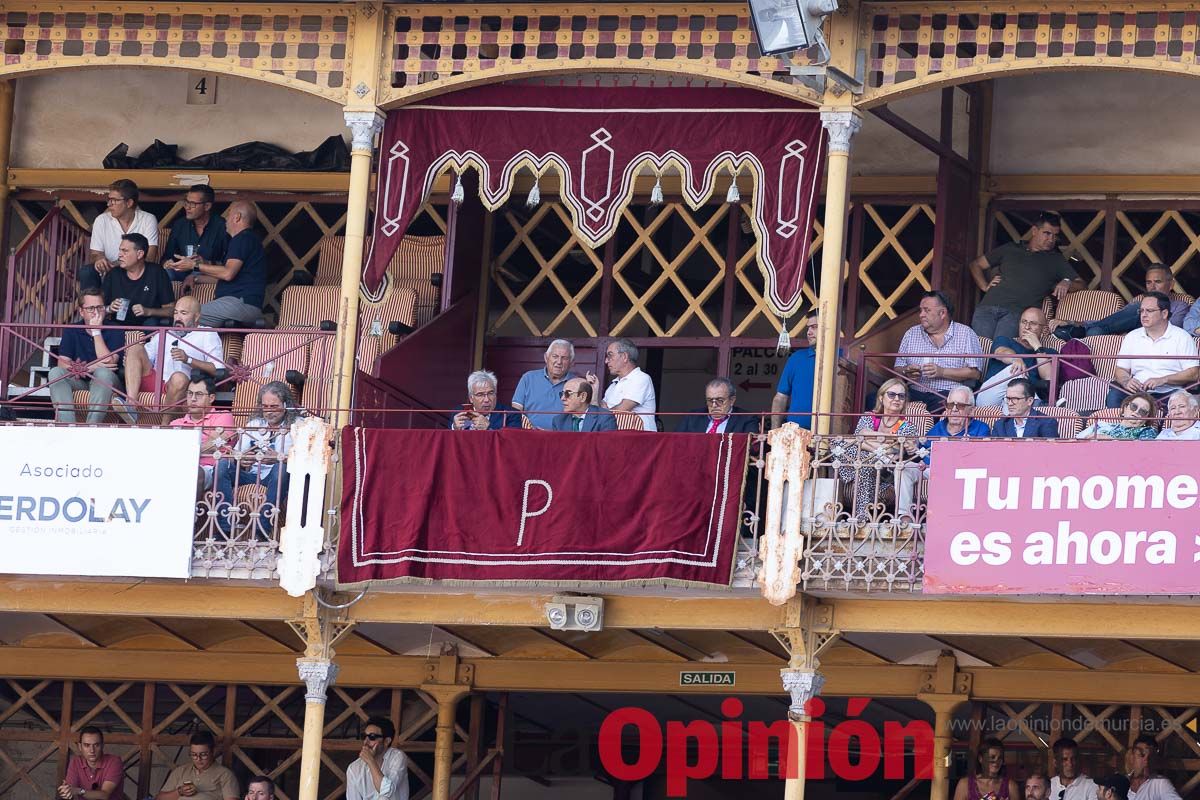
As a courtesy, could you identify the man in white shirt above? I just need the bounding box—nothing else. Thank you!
[1049,738,1098,800]
[585,338,657,431]
[1126,736,1182,800]
[346,717,408,800]
[1108,291,1199,408]
[83,179,160,290]
[123,296,224,420]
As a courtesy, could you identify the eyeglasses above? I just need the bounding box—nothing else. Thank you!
[81,305,106,313]
[883,391,906,400]
[470,390,496,399]
[190,751,212,760]
[945,402,973,410]
[560,390,584,398]
[105,196,127,205]
[705,396,732,406]
[363,733,386,741]
[183,200,210,208]
[1004,395,1030,403]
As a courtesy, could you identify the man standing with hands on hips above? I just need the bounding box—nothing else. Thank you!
[347,717,409,800]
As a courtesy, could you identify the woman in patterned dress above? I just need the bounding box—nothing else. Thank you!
[1076,392,1159,440]
[838,377,919,519]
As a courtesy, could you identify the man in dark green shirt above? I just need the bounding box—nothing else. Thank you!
[969,212,1084,340]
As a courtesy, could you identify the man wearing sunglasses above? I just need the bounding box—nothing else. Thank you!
[1050,738,1098,800]
[347,717,409,800]
[59,727,124,800]
[551,378,616,432]
[677,377,760,434]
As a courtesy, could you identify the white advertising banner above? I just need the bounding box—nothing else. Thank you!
[0,426,201,578]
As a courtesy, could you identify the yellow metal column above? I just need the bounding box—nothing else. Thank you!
[781,671,823,800]
[297,660,338,800]
[776,599,838,800]
[290,597,355,800]
[919,653,971,800]
[0,80,15,261]
[333,0,387,429]
[813,108,861,435]
[422,649,473,800]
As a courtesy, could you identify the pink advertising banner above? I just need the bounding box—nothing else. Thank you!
[924,440,1200,594]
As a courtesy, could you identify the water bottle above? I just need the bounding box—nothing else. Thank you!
[115,298,129,322]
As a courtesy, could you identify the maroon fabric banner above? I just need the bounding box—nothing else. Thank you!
[338,427,749,587]
[366,86,825,316]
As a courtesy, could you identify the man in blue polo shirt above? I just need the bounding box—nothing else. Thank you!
[48,288,126,424]
[771,313,819,429]
[511,339,577,429]
[162,184,229,281]
[190,200,266,327]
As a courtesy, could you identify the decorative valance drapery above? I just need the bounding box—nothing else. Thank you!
[366,85,825,316]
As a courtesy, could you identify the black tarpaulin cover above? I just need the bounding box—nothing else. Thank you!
[102,136,350,171]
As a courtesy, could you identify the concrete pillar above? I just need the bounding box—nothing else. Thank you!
[296,658,339,800]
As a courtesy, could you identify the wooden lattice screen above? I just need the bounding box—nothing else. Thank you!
[0,679,482,800]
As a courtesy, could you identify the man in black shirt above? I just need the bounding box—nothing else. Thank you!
[162,184,229,281]
[48,288,126,424]
[102,233,175,326]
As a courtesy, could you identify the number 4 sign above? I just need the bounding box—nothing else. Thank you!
[186,73,218,105]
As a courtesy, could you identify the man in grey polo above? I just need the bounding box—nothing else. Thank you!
[512,339,577,429]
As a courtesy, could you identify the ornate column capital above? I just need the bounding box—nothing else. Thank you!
[781,668,825,720]
[819,108,862,155]
[297,658,339,704]
[344,110,385,154]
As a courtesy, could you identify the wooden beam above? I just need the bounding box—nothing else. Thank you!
[8,168,351,193]
[870,105,971,171]
[831,598,1200,641]
[0,581,304,620]
[987,174,1200,195]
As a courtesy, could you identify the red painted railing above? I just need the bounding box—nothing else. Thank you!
[2,207,90,386]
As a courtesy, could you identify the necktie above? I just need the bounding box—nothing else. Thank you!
[707,419,720,434]
[573,416,582,432]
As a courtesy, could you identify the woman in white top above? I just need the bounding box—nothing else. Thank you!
[1156,390,1200,440]
[214,381,297,539]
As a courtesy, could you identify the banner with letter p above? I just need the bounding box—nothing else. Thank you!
[0,426,200,578]
[338,428,749,587]
[924,440,1200,594]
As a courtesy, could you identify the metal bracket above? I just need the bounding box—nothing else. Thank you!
[789,48,865,97]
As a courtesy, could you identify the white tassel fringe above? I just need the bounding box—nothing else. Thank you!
[726,174,741,204]
[776,321,792,355]
[526,179,541,208]
[450,174,465,204]
[650,177,664,205]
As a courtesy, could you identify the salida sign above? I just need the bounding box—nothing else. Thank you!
[925,440,1200,594]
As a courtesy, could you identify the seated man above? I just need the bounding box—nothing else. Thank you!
[677,377,760,433]
[214,382,295,538]
[170,376,235,495]
[977,306,1057,406]
[162,184,229,281]
[991,378,1059,438]
[82,179,160,291]
[511,339,576,429]
[924,386,989,463]
[586,338,657,431]
[124,295,225,419]
[894,291,983,412]
[968,211,1083,340]
[1054,264,1190,339]
[552,378,616,431]
[102,233,175,326]
[48,289,125,424]
[1107,291,1198,408]
[189,201,266,328]
[451,370,520,430]
[156,732,237,800]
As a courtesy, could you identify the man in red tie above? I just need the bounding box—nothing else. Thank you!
[675,377,761,434]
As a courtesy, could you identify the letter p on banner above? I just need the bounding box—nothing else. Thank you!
[517,479,552,546]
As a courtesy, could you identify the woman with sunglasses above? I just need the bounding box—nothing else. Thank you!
[954,738,1019,800]
[1077,392,1159,440]
[838,377,920,520]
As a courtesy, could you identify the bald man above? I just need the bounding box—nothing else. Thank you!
[123,295,226,420]
[190,200,267,327]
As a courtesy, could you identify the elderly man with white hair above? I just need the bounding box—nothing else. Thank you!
[1157,390,1200,440]
[452,370,520,430]
[898,386,988,521]
[511,339,577,429]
